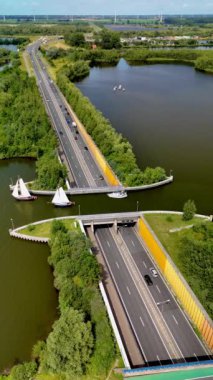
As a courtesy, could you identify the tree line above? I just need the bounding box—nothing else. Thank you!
[180,222,213,319]
[0,66,67,189]
[3,221,116,380]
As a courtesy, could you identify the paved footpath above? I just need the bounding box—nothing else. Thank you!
[129,367,213,380]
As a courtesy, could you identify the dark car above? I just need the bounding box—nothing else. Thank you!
[144,274,153,286]
[99,175,104,180]
[74,136,78,140]
[84,146,88,151]
[59,130,63,135]
[76,131,79,134]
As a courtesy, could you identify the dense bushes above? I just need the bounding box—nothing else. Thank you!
[180,222,213,318]
[43,45,120,65]
[124,48,200,63]
[0,48,12,66]
[57,69,166,186]
[62,61,90,82]
[0,67,67,189]
[34,221,115,379]
[195,56,213,73]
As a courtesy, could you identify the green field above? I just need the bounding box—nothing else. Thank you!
[19,218,78,238]
[144,213,208,266]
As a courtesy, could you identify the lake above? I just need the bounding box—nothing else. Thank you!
[76,60,213,215]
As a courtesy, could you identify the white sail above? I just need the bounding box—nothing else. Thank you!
[19,178,31,198]
[52,187,71,206]
[52,188,60,204]
[12,181,19,198]
[59,187,70,203]
[11,178,36,201]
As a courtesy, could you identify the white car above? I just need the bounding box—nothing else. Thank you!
[150,267,158,277]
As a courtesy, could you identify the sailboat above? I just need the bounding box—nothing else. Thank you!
[12,178,37,201]
[107,190,127,199]
[52,187,73,207]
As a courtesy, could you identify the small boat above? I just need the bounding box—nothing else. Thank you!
[122,87,126,91]
[113,86,117,91]
[52,187,73,207]
[107,191,127,199]
[12,178,37,201]
[118,84,122,90]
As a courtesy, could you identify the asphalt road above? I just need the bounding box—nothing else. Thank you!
[95,225,211,365]
[95,226,173,365]
[27,42,107,189]
[118,225,210,361]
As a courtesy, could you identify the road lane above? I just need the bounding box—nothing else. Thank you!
[118,226,210,361]
[27,43,108,189]
[95,227,173,364]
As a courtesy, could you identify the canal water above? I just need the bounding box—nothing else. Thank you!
[0,160,59,370]
[1,61,213,370]
[76,60,213,216]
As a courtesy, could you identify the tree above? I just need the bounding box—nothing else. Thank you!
[10,362,37,380]
[182,199,197,220]
[98,30,121,49]
[41,308,93,377]
[66,32,85,47]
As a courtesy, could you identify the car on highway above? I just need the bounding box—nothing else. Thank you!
[84,146,88,151]
[144,274,153,286]
[74,136,78,140]
[150,268,158,277]
[99,175,104,180]
[59,131,63,135]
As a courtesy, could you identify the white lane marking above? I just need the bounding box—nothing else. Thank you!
[156,355,162,365]
[131,240,135,247]
[126,286,131,295]
[116,261,120,269]
[193,353,198,361]
[140,316,145,327]
[156,285,161,294]
[143,261,147,268]
[172,314,178,325]
[107,240,110,247]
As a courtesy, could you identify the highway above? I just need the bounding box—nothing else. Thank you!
[27,41,108,189]
[95,225,210,365]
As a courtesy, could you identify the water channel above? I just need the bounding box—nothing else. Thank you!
[1,60,213,370]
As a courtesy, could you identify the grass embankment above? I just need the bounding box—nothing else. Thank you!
[144,213,213,318]
[19,219,78,238]
[144,213,206,264]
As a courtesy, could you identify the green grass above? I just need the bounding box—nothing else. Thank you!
[144,213,208,266]
[144,213,211,314]
[19,219,78,238]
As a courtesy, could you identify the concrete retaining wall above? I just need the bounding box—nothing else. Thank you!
[137,215,213,350]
